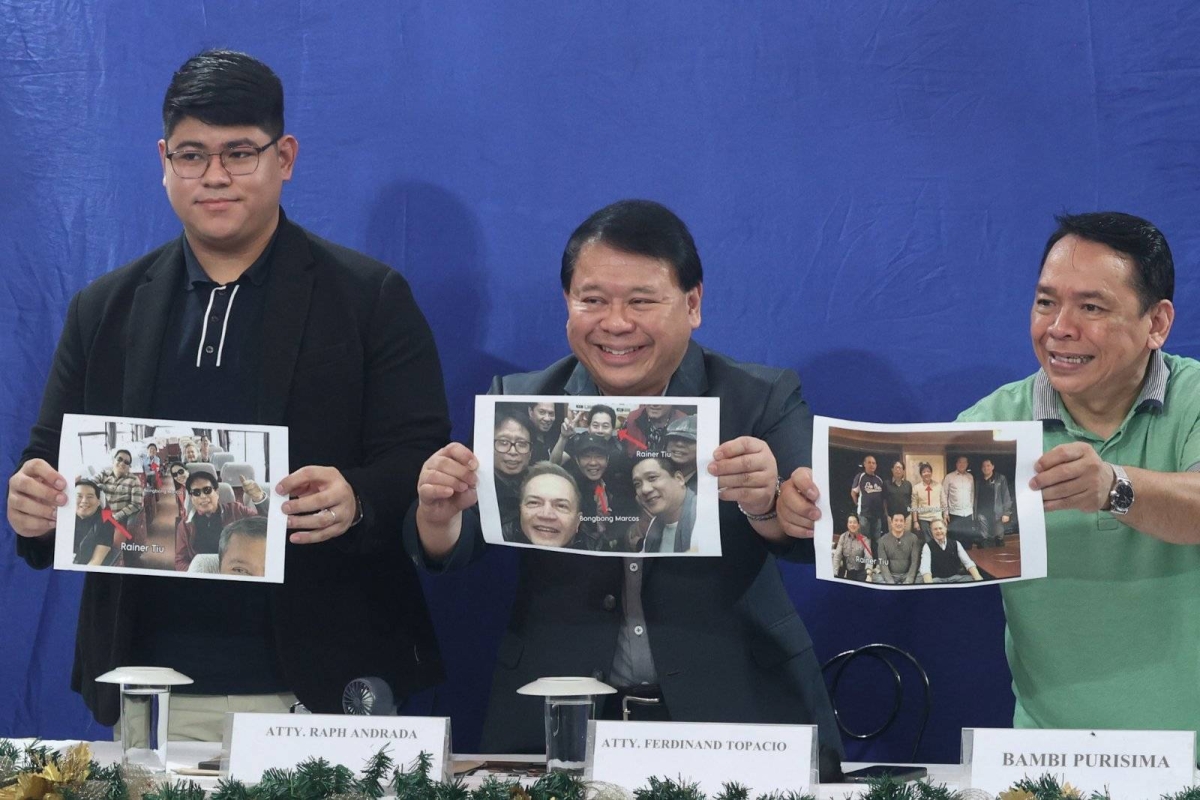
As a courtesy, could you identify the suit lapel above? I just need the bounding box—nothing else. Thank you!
[257,214,316,424]
[564,362,597,395]
[122,241,184,415]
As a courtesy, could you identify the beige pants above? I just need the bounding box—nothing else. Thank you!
[117,692,299,744]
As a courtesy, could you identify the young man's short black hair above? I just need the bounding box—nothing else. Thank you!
[163,50,284,139]
[1040,212,1174,314]
[561,199,703,293]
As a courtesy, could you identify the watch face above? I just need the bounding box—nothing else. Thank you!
[1112,480,1134,510]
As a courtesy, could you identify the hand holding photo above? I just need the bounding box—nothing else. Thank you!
[812,416,1046,589]
[54,413,289,582]
[474,396,721,556]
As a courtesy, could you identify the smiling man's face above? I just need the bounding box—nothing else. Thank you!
[565,242,701,397]
[519,473,580,547]
[1031,234,1165,412]
[632,459,687,523]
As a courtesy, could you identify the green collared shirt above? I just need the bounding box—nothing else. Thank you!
[959,350,1200,756]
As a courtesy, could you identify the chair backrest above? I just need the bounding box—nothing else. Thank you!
[219,462,255,486]
[821,643,931,763]
[186,462,217,480]
[212,452,235,474]
[218,482,236,506]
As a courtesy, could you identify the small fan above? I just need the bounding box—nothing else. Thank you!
[341,676,396,715]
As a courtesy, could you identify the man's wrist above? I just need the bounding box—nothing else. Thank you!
[739,477,783,521]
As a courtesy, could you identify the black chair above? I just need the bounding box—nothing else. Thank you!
[822,643,931,762]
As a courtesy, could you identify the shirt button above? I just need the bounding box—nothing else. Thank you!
[210,315,220,322]
[634,625,645,636]
[629,562,639,573]
[205,345,215,354]
[602,594,617,612]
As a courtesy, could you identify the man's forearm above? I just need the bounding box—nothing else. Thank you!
[1119,467,1200,545]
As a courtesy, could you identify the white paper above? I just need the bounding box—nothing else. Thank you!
[587,720,815,793]
[224,713,449,782]
[475,396,721,556]
[54,413,288,582]
[964,727,1197,797]
[812,415,1046,589]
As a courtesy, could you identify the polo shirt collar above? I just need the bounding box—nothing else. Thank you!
[181,216,281,291]
[1032,349,1169,422]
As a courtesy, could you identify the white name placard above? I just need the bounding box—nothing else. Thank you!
[964,727,1197,798]
[224,713,450,782]
[587,720,816,793]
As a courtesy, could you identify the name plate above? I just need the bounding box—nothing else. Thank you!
[224,713,450,782]
[587,720,816,793]
[964,727,1197,798]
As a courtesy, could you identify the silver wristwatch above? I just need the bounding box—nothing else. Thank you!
[1107,463,1134,516]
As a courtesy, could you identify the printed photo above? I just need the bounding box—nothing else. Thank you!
[54,413,289,582]
[812,416,1047,589]
[475,396,722,556]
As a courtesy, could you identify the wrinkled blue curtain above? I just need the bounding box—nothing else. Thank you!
[3,0,1197,762]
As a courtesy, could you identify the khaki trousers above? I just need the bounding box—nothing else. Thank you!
[117,691,299,744]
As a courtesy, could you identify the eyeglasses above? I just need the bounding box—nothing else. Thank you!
[115,457,132,466]
[494,438,532,454]
[189,486,216,497]
[171,470,187,478]
[165,135,282,179]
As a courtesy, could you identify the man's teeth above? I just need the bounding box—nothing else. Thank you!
[1052,354,1092,364]
[601,346,638,356]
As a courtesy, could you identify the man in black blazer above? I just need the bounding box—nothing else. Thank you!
[6,51,449,737]
[406,199,843,780]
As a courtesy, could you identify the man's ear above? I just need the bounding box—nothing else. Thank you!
[1146,299,1174,350]
[276,134,299,180]
[158,139,169,186]
[686,283,703,330]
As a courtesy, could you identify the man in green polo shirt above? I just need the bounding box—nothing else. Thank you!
[777,211,1200,757]
[956,211,1200,755]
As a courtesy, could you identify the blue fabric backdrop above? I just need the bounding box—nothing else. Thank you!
[3,0,1198,764]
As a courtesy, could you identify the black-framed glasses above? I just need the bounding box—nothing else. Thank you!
[494,438,532,454]
[115,457,132,466]
[165,134,282,179]
[171,469,187,478]
[189,486,215,497]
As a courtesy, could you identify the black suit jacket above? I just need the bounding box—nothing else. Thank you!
[17,211,450,724]
[405,342,843,778]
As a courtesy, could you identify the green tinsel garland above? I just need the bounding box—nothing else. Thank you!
[3,741,1200,800]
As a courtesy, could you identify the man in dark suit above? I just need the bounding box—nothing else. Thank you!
[405,199,843,780]
[6,50,449,738]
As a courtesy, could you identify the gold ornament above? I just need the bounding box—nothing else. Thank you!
[0,744,91,800]
[997,791,1035,800]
